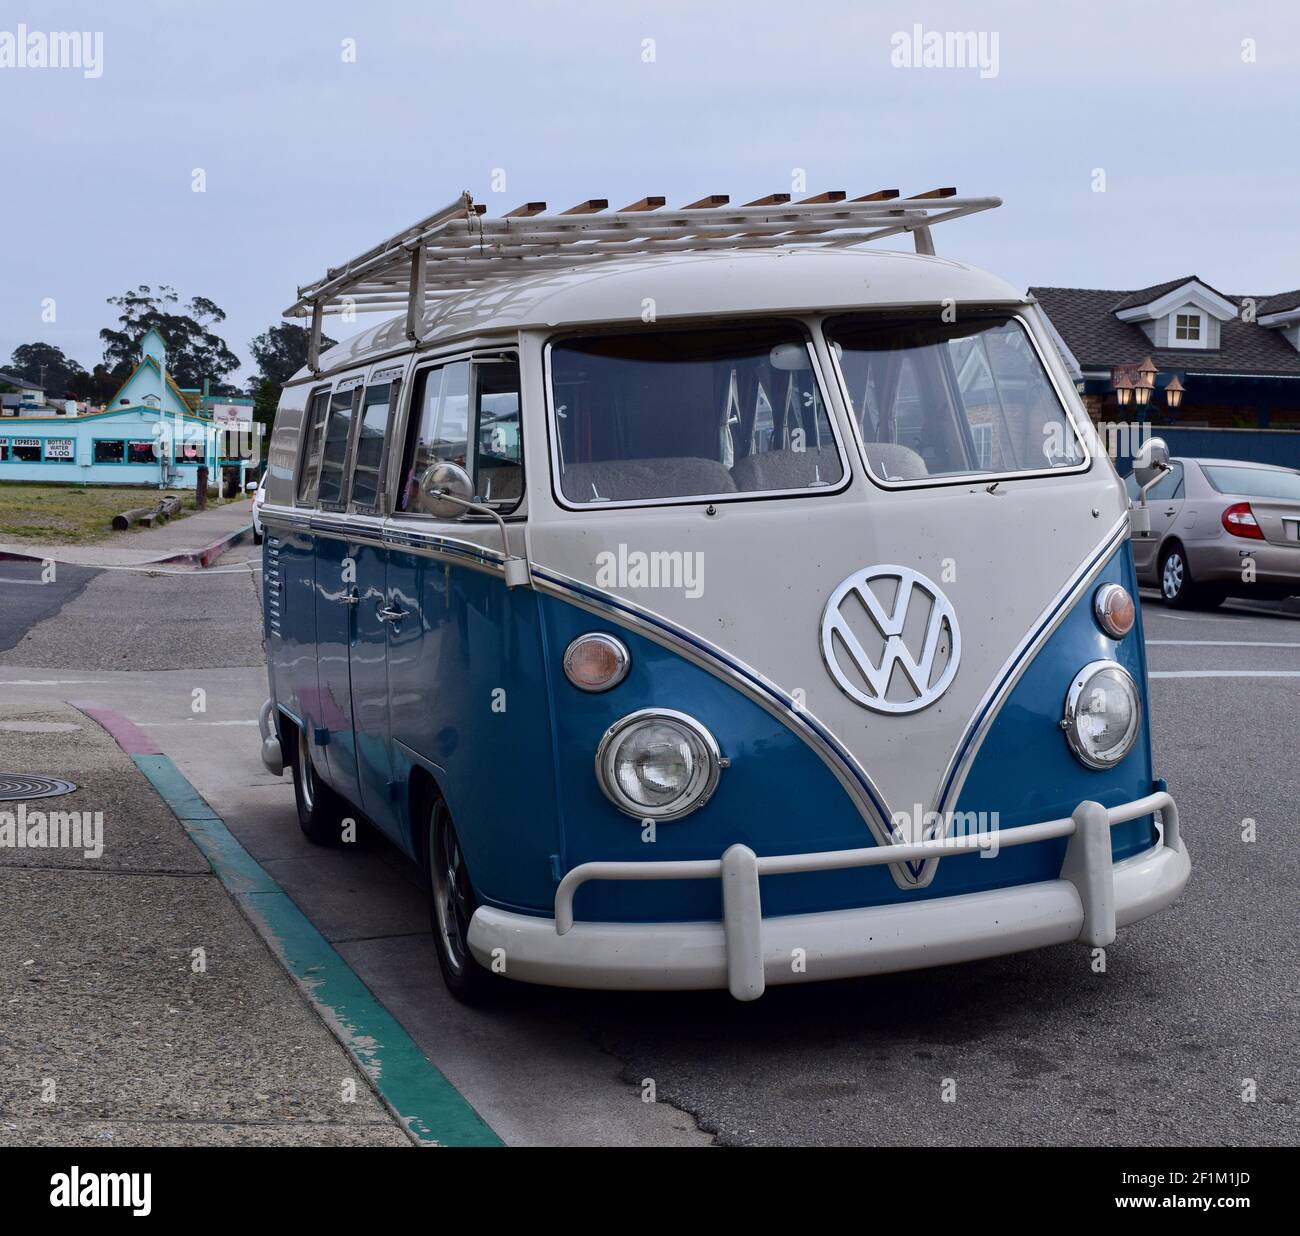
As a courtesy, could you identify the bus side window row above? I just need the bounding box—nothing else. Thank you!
[295,356,523,514]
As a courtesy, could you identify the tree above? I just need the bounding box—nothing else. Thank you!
[246,322,336,439]
[247,322,335,389]
[99,285,240,389]
[66,363,121,406]
[8,342,87,399]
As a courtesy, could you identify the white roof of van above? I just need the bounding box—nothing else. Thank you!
[298,248,1028,381]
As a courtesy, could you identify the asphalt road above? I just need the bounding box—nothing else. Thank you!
[0,559,100,654]
[2,557,1296,1146]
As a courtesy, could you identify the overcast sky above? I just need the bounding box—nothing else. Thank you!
[3,0,1298,385]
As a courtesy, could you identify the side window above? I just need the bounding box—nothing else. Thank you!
[1148,462,1184,502]
[296,388,331,504]
[474,357,523,507]
[94,440,124,464]
[317,384,361,508]
[350,378,399,513]
[396,361,469,512]
[397,356,523,515]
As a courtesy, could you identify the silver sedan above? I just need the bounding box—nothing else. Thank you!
[1127,457,1300,607]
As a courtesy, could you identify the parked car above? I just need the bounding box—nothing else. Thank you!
[248,472,266,544]
[1126,456,1300,607]
[256,189,1188,1003]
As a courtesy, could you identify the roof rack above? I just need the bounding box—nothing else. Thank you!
[285,187,1001,372]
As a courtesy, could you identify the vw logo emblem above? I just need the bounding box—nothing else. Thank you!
[820,566,961,714]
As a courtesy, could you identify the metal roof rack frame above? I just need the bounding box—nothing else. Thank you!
[285,187,1001,373]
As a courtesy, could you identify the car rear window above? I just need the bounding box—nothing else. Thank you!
[1202,465,1300,501]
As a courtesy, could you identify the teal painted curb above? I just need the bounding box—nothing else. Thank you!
[132,752,503,1147]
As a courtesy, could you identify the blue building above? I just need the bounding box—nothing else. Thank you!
[0,328,257,487]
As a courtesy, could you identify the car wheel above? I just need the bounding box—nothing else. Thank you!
[253,527,264,545]
[427,797,494,1003]
[1159,544,1197,608]
[291,726,346,844]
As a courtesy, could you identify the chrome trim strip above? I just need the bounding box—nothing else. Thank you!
[930,513,1130,824]
[528,565,918,889]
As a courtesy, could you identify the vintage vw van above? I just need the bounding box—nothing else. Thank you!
[258,190,1189,1001]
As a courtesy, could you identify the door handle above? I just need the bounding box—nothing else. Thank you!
[377,604,409,624]
[1164,507,1177,516]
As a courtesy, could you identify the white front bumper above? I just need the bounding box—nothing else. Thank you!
[467,792,1190,1000]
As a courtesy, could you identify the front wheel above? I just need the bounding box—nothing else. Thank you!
[291,726,346,844]
[427,798,494,1003]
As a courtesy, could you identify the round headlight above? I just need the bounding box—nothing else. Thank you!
[563,633,630,692]
[595,709,721,821]
[1062,660,1141,769]
[1093,583,1135,638]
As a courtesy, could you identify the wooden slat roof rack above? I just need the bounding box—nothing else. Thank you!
[285,187,1001,371]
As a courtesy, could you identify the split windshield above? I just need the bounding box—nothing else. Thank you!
[825,315,1085,482]
[549,322,843,505]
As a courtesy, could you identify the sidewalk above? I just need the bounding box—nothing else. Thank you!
[0,699,411,1147]
[0,498,254,569]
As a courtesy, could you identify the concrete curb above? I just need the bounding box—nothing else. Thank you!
[0,522,253,570]
[72,702,503,1149]
[154,522,254,568]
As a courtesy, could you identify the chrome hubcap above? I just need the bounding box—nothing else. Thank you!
[433,817,471,975]
[1162,553,1184,599]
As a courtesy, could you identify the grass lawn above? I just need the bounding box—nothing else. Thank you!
[0,483,208,544]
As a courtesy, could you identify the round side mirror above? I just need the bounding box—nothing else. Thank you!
[416,461,474,519]
[1133,436,1170,488]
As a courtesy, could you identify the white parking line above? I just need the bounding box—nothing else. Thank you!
[1149,670,1300,678]
[1146,640,1300,647]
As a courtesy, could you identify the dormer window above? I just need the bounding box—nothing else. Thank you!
[1174,312,1202,343]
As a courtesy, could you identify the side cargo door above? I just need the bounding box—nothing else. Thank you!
[311,374,365,805]
[345,363,406,839]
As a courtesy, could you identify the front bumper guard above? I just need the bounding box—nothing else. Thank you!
[467,791,1189,1000]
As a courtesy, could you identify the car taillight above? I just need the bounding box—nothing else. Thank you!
[1221,502,1264,539]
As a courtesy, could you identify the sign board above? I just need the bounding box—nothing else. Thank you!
[45,438,75,460]
[13,438,39,448]
[211,403,252,426]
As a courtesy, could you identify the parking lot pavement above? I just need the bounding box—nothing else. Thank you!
[1,552,1296,1146]
[0,700,410,1147]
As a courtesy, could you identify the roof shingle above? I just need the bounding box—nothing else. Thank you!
[1029,284,1300,376]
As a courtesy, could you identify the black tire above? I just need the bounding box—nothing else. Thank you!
[291,726,347,845]
[253,528,264,545]
[426,797,495,1003]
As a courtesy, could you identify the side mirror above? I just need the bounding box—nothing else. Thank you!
[1132,437,1170,489]
[244,480,258,494]
[416,461,474,519]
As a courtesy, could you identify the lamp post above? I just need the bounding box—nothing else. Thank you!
[1110,359,1184,413]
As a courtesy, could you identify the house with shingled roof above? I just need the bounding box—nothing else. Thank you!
[1032,277,1300,433]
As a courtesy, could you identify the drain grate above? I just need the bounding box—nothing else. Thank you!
[0,774,78,801]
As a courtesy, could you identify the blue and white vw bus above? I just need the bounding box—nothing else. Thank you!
[258,190,1189,1001]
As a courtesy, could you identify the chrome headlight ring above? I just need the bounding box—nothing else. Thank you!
[1062,659,1142,770]
[594,709,722,821]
